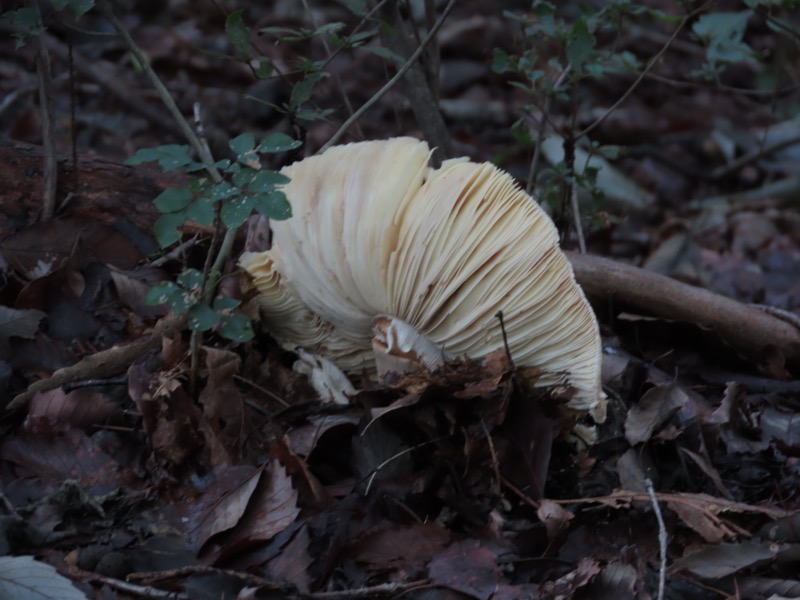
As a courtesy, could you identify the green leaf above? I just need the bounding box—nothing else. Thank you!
[511,120,533,145]
[219,312,254,342]
[153,213,185,247]
[232,167,257,188]
[209,181,240,201]
[346,0,369,16]
[347,30,376,47]
[225,9,251,57]
[214,296,241,311]
[188,303,220,332]
[248,170,290,192]
[290,72,327,109]
[52,0,94,16]
[692,11,750,42]
[258,133,302,153]
[595,144,625,160]
[693,11,756,65]
[146,281,182,307]
[645,8,683,24]
[254,56,274,79]
[566,18,596,72]
[125,145,193,171]
[147,281,195,312]
[254,191,291,220]
[5,7,42,27]
[153,187,193,213]
[186,161,207,173]
[220,195,256,228]
[313,22,345,37]
[70,0,94,17]
[177,268,204,291]
[259,25,305,42]
[229,132,256,156]
[491,48,513,74]
[185,196,215,226]
[295,107,335,122]
[532,1,556,16]
[362,45,406,64]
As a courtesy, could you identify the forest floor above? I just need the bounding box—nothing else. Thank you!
[1,1,800,599]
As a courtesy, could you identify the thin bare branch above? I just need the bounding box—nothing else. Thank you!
[321,0,456,154]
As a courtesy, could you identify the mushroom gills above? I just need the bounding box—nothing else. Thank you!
[240,137,606,423]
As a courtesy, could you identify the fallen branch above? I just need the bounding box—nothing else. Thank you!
[6,313,186,412]
[567,251,800,371]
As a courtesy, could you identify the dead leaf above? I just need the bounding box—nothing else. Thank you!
[625,383,688,445]
[265,524,311,593]
[351,523,451,573]
[428,540,501,600]
[760,407,800,451]
[26,388,123,432]
[616,448,648,493]
[188,465,263,552]
[223,460,299,550]
[0,306,45,343]
[537,556,602,600]
[199,347,244,461]
[537,500,574,542]
[667,498,735,544]
[586,561,638,600]
[108,266,167,320]
[670,540,786,578]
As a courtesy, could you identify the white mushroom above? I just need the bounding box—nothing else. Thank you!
[240,137,605,422]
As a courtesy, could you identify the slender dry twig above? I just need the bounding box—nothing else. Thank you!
[376,0,453,163]
[99,3,218,175]
[689,176,800,211]
[709,130,800,180]
[320,0,456,153]
[8,313,187,411]
[646,478,667,600]
[309,581,428,598]
[526,66,571,195]
[41,33,184,138]
[99,1,239,300]
[570,182,586,254]
[69,567,188,599]
[577,1,717,141]
[32,1,57,220]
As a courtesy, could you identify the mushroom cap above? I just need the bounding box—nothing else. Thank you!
[240,137,605,422]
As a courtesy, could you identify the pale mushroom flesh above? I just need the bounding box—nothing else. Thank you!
[240,137,606,422]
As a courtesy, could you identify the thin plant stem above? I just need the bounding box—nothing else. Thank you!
[320,0,456,153]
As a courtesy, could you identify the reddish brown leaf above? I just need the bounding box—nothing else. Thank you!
[26,388,123,432]
[428,540,501,600]
[537,557,602,600]
[199,347,244,462]
[1,428,121,495]
[670,540,786,578]
[625,383,688,445]
[222,460,299,549]
[265,524,312,593]
[188,465,263,552]
[351,523,451,573]
[667,498,734,544]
